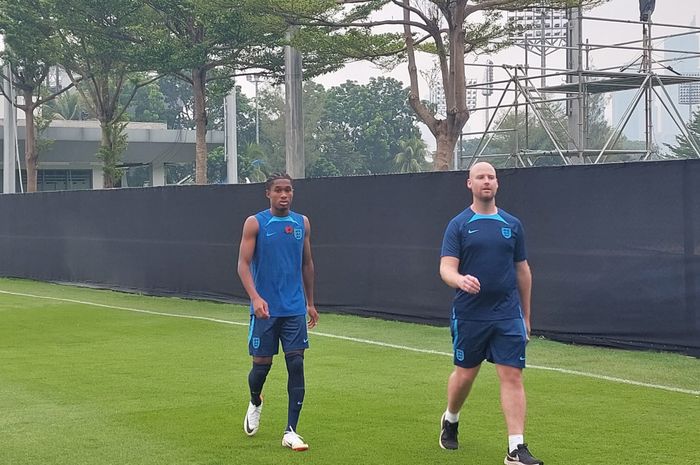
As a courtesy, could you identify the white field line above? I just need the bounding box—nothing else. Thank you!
[1,289,698,396]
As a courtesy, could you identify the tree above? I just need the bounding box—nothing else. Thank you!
[122,80,168,123]
[142,0,293,184]
[154,76,256,142]
[254,86,288,172]
[486,102,568,164]
[254,82,328,174]
[308,155,341,177]
[43,89,89,120]
[586,93,614,150]
[144,0,403,183]
[150,85,259,185]
[156,75,196,129]
[321,77,421,174]
[97,117,128,186]
[317,134,366,175]
[297,81,327,169]
[238,143,269,183]
[207,146,227,183]
[233,87,258,147]
[53,0,161,188]
[666,109,700,159]
[252,77,421,176]
[287,0,604,170]
[394,136,428,173]
[0,0,77,192]
[481,91,621,166]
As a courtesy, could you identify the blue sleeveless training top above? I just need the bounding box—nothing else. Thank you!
[251,209,307,317]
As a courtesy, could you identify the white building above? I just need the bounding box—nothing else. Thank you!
[1,116,223,192]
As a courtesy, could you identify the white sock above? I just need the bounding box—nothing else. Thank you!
[444,410,459,423]
[508,434,524,453]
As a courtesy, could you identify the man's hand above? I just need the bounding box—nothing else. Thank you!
[457,274,481,294]
[252,297,269,319]
[307,305,319,329]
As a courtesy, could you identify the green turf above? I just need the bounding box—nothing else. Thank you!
[0,278,698,465]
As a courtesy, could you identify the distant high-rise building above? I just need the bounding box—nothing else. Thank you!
[657,16,700,146]
[429,80,446,118]
[612,89,645,142]
[665,18,700,75]
[466,79,478,111]
[429,78,478,119]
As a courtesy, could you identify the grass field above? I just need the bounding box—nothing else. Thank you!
[0,278,698,465]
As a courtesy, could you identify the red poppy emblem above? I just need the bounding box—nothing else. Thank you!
[285,225,293,234]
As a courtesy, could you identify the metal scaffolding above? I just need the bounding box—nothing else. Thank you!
[459,6,700,169]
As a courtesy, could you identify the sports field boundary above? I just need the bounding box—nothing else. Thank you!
[1,289,698,396]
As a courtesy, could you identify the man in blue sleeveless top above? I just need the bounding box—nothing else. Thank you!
[438,162,542,465]
[238,173,319,451]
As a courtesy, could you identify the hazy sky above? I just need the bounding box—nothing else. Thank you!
[239,0,700,145]
[309,1,700,87]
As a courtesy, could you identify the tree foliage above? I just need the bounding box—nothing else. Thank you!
[394,136,429,173]
[50,0,160,188]
[96,117,128,186]
[43,89,90,120]
[308,155,341,178]
[666,109,700,159]
[321,77,421,174]
[283,0,605,170]
[253,77,423,176]
[0,0,76,191]
[142,0,295,184]
[467,91,620,167]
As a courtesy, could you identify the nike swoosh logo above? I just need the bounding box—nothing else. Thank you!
[519,356,526,361]
[244,417,254,434]
[303,338,308,343]
[266,232,276,237]
[468,229,478,234]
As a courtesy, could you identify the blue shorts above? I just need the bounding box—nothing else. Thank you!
[248,314,309,356]
[451,318,528,369]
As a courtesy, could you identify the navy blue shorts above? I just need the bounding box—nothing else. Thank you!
[248,314,309,356]
[451,318,528,369]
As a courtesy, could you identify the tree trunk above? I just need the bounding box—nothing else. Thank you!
[100,121,115,188]
[401,0,466,172]
[433,124,459,171]
[192,68,208,184]
[23,95,38,193]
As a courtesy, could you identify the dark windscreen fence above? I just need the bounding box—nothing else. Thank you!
[1,160,698,356]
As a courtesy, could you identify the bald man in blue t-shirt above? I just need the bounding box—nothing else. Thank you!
[438,162,542,465]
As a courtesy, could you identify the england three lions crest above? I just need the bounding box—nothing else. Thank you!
[501,227,512,239]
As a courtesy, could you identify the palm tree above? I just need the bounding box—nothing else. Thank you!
[394,137,428,173]
[44,89,85,120]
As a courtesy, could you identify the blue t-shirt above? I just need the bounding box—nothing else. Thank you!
[440,207,527,321]
[251,209,307,317]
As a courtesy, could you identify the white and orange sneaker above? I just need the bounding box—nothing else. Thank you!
[282,428,309,451]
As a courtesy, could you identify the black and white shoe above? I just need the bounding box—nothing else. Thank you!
[439,413,459,450]
[243,398,263,436]
[504,443,543,465]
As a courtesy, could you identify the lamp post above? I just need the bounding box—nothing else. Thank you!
[2,38,18,194]
[482,60,494,129]
[246,74,262,144]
